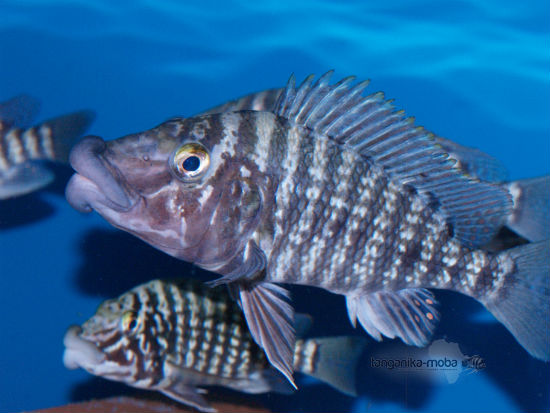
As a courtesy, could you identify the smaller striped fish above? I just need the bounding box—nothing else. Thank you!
[0,94,94,199]
[64,278,367,412]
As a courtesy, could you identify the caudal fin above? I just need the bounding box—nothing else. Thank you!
[505,176,550,242]
[294,336,367,396]
[482,240,550,361]
[41,110,96,162]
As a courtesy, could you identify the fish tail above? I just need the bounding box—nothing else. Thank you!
[39,110,95,162]
[505,176,550,242]
[480,240,550,361]
[293,336,367,396]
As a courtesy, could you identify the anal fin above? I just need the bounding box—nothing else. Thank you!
[346,288,439,347]
[234,282,297,388]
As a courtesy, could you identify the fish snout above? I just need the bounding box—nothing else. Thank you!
[66,135,136,212]
[63,324,106,370]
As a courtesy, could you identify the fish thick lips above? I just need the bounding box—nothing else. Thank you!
[66,135,134,212]
[63,325,105,370]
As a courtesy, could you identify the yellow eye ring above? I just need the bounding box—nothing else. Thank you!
[121,311,140,333]
[170,142,210,180]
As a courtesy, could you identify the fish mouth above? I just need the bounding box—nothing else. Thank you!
[63,325,106,370]
[66,135,138,213]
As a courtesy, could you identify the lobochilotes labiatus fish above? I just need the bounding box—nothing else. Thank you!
[65,72,550,384]
[63,278,366,412]
[0,94,94,199]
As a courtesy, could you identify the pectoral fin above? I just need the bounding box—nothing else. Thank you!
[161,382,216,413]
[0,162,53,199]
[207,240,266,286]
[235,282,297,389]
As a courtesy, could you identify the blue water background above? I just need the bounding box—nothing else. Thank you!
[0,1,548,412]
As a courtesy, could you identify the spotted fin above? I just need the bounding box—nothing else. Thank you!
[433,136,509,183]
[297,336,367,396]
[483,241,550,361]
[0,162,54,199]
[275,72,512,248]
[346,288,439,347]
[234,282,296,388]
[505,176,550,242]
[0,94,41,128]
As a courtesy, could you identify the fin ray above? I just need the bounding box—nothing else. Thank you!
[236,282,296,388]
[275,72,513,248]
[482,240,550,361]
[505,176,550,242]
[434,136,509,183]
[346,288,439,347]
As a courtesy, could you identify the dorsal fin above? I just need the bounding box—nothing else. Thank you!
[0,94,41,128]
[275,72,512,248]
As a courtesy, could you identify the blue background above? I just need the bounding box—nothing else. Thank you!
[0,1,548,412]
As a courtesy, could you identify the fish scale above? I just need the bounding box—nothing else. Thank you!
[262,120,453,295]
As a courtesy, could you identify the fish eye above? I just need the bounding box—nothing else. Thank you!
[121,311,140,334]
[170,142,210,180]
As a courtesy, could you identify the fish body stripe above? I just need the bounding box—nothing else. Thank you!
[84,279,347,391]
[5,129,25,164]
[0,124,57,172]
[229,113,509,299]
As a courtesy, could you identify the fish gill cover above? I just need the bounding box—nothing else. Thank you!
[0,1,548,413]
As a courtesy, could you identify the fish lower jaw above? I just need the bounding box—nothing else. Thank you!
[66,173,139,213]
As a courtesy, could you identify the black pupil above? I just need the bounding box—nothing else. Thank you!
[182,155,200,172]
[128,319,137,330]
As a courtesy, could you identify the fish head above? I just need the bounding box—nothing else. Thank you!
[63,293,160,384]
[66,112,268,270]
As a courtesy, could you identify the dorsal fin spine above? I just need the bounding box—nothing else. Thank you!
[275,72,513,248]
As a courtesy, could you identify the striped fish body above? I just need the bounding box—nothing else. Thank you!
[63,278,366,412]
[65,73,549,384]
[0,95,94,199]
[202,89,550,248]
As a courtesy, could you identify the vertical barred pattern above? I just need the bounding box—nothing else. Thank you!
[292,339,319,375]
[84,279,285,390]
[240,113,504,298]
[0,122,11,171]
[4,129,25,164]
[0,123,57,172]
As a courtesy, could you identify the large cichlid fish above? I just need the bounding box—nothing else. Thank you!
[0,94,95,199]
[63,278,367,412]
[65,72,549,384]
